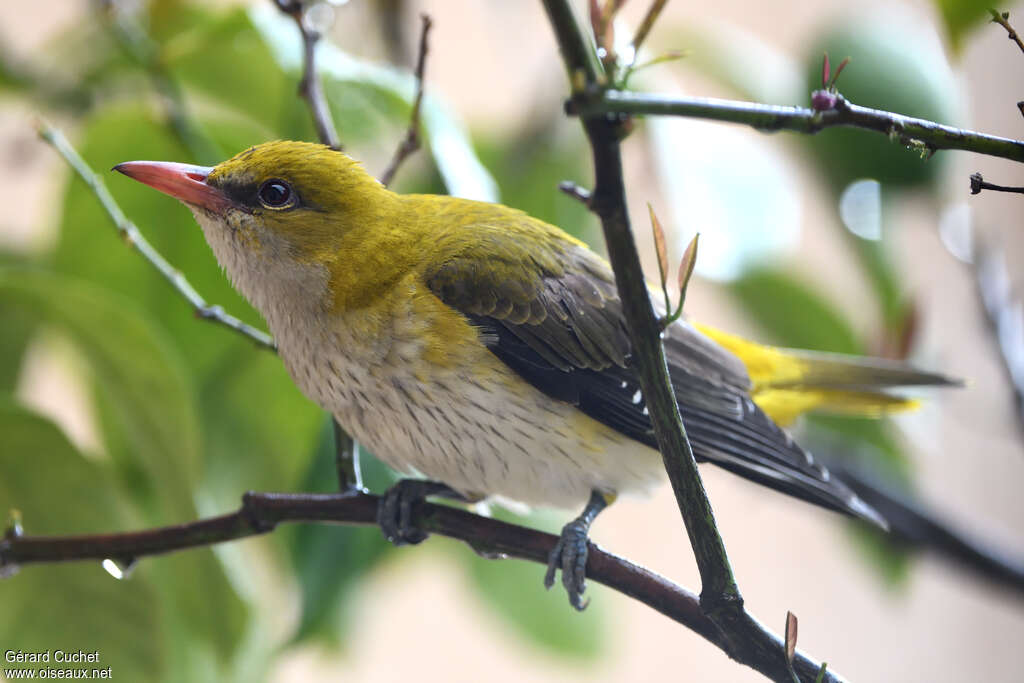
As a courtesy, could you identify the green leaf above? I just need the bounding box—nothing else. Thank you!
[285,419,397,645]
[860,236,906,334]
[0,251,36,393]
[845,520,911,586]
[729,266,914,584]
[935,0,995,52]
[246,3,498,201]
[51,103,262,377]
[655,24,804,104]
[806,413,914,587]
[474,120,592,242]
[0,302,33,393]
[464,547,606,658]
[0,402,166,682]
[49,103,322,499]
[161,8,300,138]
[0,267,248,665]
[162,3,497,200]
[0,266,199,516]
[728,266,861,353]
[457,506,606,658]
[837,181,908,334]
[199,349,322,503]
[807,415,910,486]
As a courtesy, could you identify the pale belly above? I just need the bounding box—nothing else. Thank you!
[283,339,666,510]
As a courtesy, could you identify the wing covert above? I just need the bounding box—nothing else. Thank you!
[422,215,883,526]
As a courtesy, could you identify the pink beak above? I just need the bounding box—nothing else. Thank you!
[113,161,232,213]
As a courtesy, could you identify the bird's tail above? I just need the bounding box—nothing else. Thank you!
[694,324,961,426]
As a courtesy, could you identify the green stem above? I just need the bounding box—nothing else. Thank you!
[578,90,1024,164]
[540,2,832,681]
[37,121,275,351]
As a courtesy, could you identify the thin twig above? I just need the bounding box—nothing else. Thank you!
[37,121,276,351]
[541,3,822,682]
[333,420,362,492]
[275,0,342,150]
[0,490,832,683]
[970,172,1024,195]
[558,180,592,204]
[620,0,670,84]
[575,91,1024,164]
[990,9,1024,56]
[630,0,670,56]
[379,14,433,187]
[973,240,1024,435]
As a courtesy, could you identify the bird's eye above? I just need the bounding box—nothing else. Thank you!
[258,179,294,208]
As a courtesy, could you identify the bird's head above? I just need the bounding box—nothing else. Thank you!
[115,140,406,315]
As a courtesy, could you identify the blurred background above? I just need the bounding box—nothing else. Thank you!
[1,0,1023,681]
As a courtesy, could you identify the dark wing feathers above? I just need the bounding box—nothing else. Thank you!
[423,218,884,527]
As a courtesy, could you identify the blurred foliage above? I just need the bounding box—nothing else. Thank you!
[727,266,914,584]
[285,419,398,645]
[0,253,36,393]
[460,506,608,658]
[465,554,606,658]
[0,402,166,681]
[0,267,248,676]
[475,118,593,242]
[719,14,961,586]
[0,0,993,679]
[729,266,862,354]
[0,1,597,678]
[935,0,997,52]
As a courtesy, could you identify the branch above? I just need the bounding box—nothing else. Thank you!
[990,9,1024,57]
[574,91,1024,164]
[37,121,276,351]
[558,179,592,204]
[0,491,833,683]
[940,178,1024,435]
[970,172,1024,195]
[973,240,1024,435]
[274,0,342,150]
[541,3,826,682]
[379,14,433,188]
[333,420,362,492]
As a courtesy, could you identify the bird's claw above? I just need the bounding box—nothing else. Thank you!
[544,518,591,611]
[377,479,460,546]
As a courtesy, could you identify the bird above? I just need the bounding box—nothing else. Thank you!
[114,140,957,609]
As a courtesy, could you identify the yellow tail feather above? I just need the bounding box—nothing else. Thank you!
[694,323,955,425]
[750,389,920,427]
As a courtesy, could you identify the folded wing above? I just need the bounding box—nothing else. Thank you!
[423,212,886,528]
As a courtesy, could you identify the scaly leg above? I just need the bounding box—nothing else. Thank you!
[544,490,616,610]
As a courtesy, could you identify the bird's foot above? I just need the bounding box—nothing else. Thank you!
[543,490,614,611]
[377,479,463,546]
[544,517,592,610]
